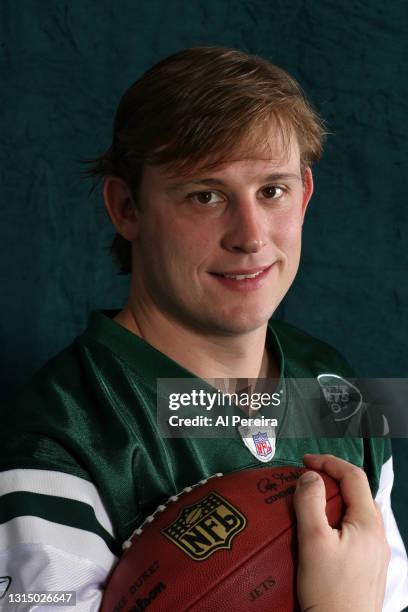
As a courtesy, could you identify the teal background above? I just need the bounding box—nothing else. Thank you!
[1,1,407,548]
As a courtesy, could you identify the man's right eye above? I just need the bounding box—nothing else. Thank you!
[187,191,223,206]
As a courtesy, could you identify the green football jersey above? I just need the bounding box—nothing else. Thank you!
[1,311,390,537]
[0,311,406,612]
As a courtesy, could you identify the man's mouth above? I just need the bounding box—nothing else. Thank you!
[212,265,272,280]
[221,270,265,280]
[209,265,274,291]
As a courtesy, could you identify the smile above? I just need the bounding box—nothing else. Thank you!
[222,270,264,280]
[210,265,273,291]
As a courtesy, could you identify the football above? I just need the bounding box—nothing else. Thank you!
[101,466,343,612]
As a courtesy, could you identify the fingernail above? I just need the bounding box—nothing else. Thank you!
[298,471,319,487]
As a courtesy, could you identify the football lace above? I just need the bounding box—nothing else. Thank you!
[123,472,223,549]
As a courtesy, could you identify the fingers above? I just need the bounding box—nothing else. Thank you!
[302,454,378,525]
[295,454,390,612]
[293,471,330,543]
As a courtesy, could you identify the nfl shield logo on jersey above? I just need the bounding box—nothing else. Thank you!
[253,432,273,459]
[238,425,276,463]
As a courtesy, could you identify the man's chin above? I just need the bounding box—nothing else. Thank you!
[169,301,277,337]
[201,311,274,337]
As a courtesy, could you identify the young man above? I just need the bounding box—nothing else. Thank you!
[1,47,406,611]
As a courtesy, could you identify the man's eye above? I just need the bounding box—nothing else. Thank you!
[188,191,223,205]
[261,185,285,199]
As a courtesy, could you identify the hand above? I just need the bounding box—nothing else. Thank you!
[293,453,390,612]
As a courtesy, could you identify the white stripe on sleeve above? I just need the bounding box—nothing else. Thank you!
[0,516,117,570]
[0,469,114,536]
[0,468,119,610]
[375,456,408,612]
[0,541,115,611]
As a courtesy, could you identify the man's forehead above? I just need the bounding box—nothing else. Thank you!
[149,121,302,184]
[161,155,301,189]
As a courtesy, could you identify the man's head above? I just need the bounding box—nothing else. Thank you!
[87,46,325,274]
[88,47,324,336]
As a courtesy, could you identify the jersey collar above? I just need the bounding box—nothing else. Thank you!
[82,310,285,392]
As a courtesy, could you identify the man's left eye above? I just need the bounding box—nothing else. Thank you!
[261,186,285,199]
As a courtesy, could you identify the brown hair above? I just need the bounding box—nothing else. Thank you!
[85,46,326,273]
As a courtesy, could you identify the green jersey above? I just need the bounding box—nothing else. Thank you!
[0,311,406,611]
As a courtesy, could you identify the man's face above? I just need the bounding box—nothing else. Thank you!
[132,133,313,336]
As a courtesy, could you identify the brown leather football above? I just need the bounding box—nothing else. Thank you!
[101,466,343,611]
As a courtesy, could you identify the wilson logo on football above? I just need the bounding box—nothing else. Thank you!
[161,492,246,561]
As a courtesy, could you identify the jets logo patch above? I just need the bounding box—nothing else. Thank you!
[317,374,363,421]
[161,492,246,561]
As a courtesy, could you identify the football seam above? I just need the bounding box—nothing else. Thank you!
[123,473,224,549]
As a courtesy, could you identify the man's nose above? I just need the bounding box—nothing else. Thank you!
[244,239,266,252]
[221,200,267,254]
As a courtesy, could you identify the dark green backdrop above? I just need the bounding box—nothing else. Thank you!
[1,0,407,543]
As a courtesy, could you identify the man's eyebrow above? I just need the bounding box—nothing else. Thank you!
[167,173,301,190]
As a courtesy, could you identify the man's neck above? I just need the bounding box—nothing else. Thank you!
[113,303,279,381]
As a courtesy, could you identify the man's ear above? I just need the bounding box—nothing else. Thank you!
[103,176,139,240]
[301,167,314,222]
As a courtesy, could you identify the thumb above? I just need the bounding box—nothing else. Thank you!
[294,471,329,543]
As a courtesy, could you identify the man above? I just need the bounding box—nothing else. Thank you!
[0,47,406,611]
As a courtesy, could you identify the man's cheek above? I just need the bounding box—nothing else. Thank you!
[278,222,303,247]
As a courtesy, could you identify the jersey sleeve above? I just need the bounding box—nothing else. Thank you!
[364,437,408,612]
[373,452,408,612]
[0,466,119,611]
[0,339,143,610]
